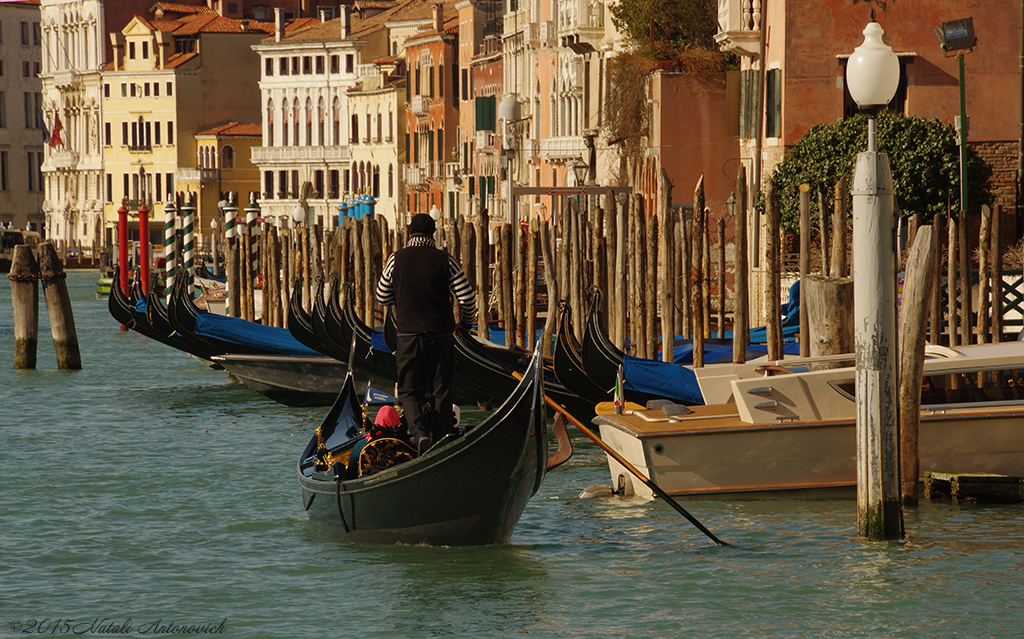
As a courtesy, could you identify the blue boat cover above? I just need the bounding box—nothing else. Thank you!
[622,354,704,405]
[195,312,321,356]
[369,326,391,353]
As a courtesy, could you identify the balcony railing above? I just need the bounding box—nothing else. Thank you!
[405,164,424,187]
[539,136,586,160]
[410,95,428,117]
[177,168,220,183]
[251,145,351,164]
[714,0,762,56]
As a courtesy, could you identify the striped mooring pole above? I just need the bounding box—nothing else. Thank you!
[180,194,196,299]
[223,193,237,244]
[164,200,176,303]
[245,194,260,289]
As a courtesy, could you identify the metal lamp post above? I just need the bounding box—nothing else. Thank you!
[934,18,976,225]
[846,18,904,540]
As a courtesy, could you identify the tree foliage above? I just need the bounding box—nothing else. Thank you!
[771,111,992,233]
[609,0,719,55]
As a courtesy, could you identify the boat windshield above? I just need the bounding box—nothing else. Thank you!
[829,366,1024,407]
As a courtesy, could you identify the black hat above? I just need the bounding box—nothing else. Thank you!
[408,213,436,236]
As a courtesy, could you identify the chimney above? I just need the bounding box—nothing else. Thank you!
[319,8,329,23]
[275,8,284,42]
[432,4,442,34]
[340,6,350,39]
[239,19,249,32]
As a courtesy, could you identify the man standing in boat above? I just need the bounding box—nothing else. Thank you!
[375,213,477,454]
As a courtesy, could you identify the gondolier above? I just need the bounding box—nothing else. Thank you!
[375,213,477,454]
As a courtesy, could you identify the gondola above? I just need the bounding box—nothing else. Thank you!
[297,344,548,545]
[166,273,268,356]
[108,267,225,364]
[579,288,702,406]
[286,278,326,354]
[552,299,612,406]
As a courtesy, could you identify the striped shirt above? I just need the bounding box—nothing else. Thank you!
[376,235,477,331]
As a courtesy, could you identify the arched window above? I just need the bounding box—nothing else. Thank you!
[221,145,235,169]
[351,114,359,143]
[332,96,341,145]
[305,97,313,146]
[292,99,300,146]
[372,165,380,198]
[388,164,393,198]
[282,101,289,146]
[388,110,393,141]
[376,111,382,143]
[317,97,326,146]
[267,98,275,146]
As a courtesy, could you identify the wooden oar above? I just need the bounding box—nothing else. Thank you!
[518,373,732,547]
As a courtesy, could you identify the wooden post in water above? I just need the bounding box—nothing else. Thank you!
[692,177,705,367]
[804,275,854,362]
[9,245,39,369]
[526,219,537,350]
[733,168,749,364]
[765,178,782,361]
[645,214,658,359]
[977,205,991,344]
[501,223,515,346]
[476,211,490,340]
[38,243,81,369]
[818,188,830,277]
[831,177,848,278]
[946,216,959,348]
[660,206,675,363]
[716,217,726,340]
[799,184,811,357]
[992,205,1003,341]
[898,225,937,506]
[930,215,944,345]
[539,218,557,357]
[613,194,627,349]
[957,211,971,345]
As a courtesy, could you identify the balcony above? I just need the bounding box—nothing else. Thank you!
[476,130,496,150]
[539,136,585,161]
[557,0,604,47]
[405,164,425,188]
[714,0,762,56]
[410,95,429,117]
[525,21,556,49]
[177,168,220,183]
[251,145,351,165]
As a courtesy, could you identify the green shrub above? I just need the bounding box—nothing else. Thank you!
[770,111,992,234]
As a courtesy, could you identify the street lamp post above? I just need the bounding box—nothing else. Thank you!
[498,95,522,226]
[846,17,904,540]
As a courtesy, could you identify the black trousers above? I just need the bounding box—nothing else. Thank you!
[395,332,455,449]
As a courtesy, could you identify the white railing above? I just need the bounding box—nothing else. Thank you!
[176,168,219,183]
[476,130,496,150]
[410,95,428,116]
[251,145,351,164]
[405,164,424,186]
[539,136,585,160]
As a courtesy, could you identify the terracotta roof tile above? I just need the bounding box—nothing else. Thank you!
[196,121,262,136]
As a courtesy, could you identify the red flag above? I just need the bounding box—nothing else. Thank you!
[48,113,63,148]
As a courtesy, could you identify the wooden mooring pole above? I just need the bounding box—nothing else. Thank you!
[9,245,39,369]
[38,242,82,369]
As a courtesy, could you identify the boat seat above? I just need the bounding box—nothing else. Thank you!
[358,437,417,477]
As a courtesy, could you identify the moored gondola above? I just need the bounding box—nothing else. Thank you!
[552,300,611,407]
[298,345,548,545]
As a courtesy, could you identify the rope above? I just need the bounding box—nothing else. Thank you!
[7,273,39,282]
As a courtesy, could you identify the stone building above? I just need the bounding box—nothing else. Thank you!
[0,0,45,232]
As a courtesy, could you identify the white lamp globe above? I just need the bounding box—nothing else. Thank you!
[846,21,900,110]
[292,205,304,224]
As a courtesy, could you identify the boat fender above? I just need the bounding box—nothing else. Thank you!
[578,484,614,499]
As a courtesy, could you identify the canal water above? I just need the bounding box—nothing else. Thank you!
[2,272,1023,638]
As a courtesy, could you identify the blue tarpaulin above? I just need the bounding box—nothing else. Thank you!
[622,355,704,405]
[195,312,321,356]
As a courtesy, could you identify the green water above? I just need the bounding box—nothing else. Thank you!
[2,272,1023,638]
